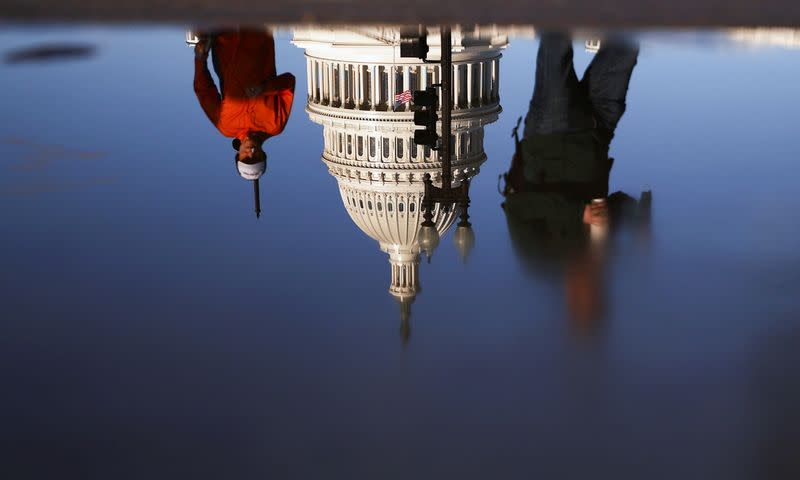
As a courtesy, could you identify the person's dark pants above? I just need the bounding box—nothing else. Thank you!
[523,32,639,141]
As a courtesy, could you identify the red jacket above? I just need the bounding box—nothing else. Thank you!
[194,31,296,141]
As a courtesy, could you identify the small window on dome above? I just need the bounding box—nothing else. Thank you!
[359,199,364,209]
[388,203,393,212]
[396,138,404,159]
[399,203,405,213]
[369,137,376,158]
[347,135,353,157]
[357,136,363,157]
[368,201,373,210]
[409,202,415,212]
[377,202,382,212]
[382,138,390,159]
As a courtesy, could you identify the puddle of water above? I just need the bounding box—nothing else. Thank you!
[1,25,799,479]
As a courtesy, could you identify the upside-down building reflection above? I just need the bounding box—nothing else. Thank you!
[293,26,506,339]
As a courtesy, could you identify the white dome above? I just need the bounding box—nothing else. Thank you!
[293,25,507,309]
[335,172,459,254]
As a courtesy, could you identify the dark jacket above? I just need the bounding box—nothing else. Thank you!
[503,130,612,239]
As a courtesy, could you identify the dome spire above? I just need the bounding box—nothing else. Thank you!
[397,295,414,346]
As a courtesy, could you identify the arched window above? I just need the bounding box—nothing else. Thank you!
[399,203,405,213]
[409,202,415,213]
[382,137,390,159]
[359,199,364,208]
[347,135,353,157]
[388,203,393,212]
[396,138,404,159]
[369,137,376,159]
[377,202,382,212]
[368,200,372,210]
[357,136,363,157]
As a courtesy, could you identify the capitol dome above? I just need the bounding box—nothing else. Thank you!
[293,25,507,330]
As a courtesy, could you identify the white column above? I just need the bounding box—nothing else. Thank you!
[315,60,322,102]
[370,65,377,110]
[452,64,460,110]
[466,63,473,108]
[321,61,328,104]
[358,65,367,108]
[306,59,313,99]
[348,65,355,106]
[319,61,324,103]
[316,60,322,102]
[352,65,357,107]
[318,60,324,102]
[478,61,485,106]
[389,66,396,110]
[327,62,334,105]
[421,65,427,90]
[339,63,346,107]
[356,64,363,108]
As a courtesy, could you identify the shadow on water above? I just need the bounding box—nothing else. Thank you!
[3,43,96,64]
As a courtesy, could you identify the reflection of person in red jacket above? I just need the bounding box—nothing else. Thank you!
[193,29,296,217]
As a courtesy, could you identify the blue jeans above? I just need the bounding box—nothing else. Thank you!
[523,32,639,142]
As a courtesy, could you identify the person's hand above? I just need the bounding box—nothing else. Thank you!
[583,200,609,226]
[194,38,210,60]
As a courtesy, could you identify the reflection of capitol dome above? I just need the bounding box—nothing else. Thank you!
[292,26,506,328]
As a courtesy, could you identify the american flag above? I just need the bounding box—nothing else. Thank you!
[394,89,413,104]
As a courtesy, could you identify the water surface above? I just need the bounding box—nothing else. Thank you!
[1,26,799,479]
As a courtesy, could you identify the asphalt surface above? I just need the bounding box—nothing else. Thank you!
[1,0,800,27]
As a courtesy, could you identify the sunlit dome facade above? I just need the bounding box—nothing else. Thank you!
[292,26,506,320]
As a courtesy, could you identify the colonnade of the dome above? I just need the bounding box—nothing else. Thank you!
[321,123,485,166]
[305,57,500,111]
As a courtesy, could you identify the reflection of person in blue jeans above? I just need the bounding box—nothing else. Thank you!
[501,32,644,332]
[502,32,639,233]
